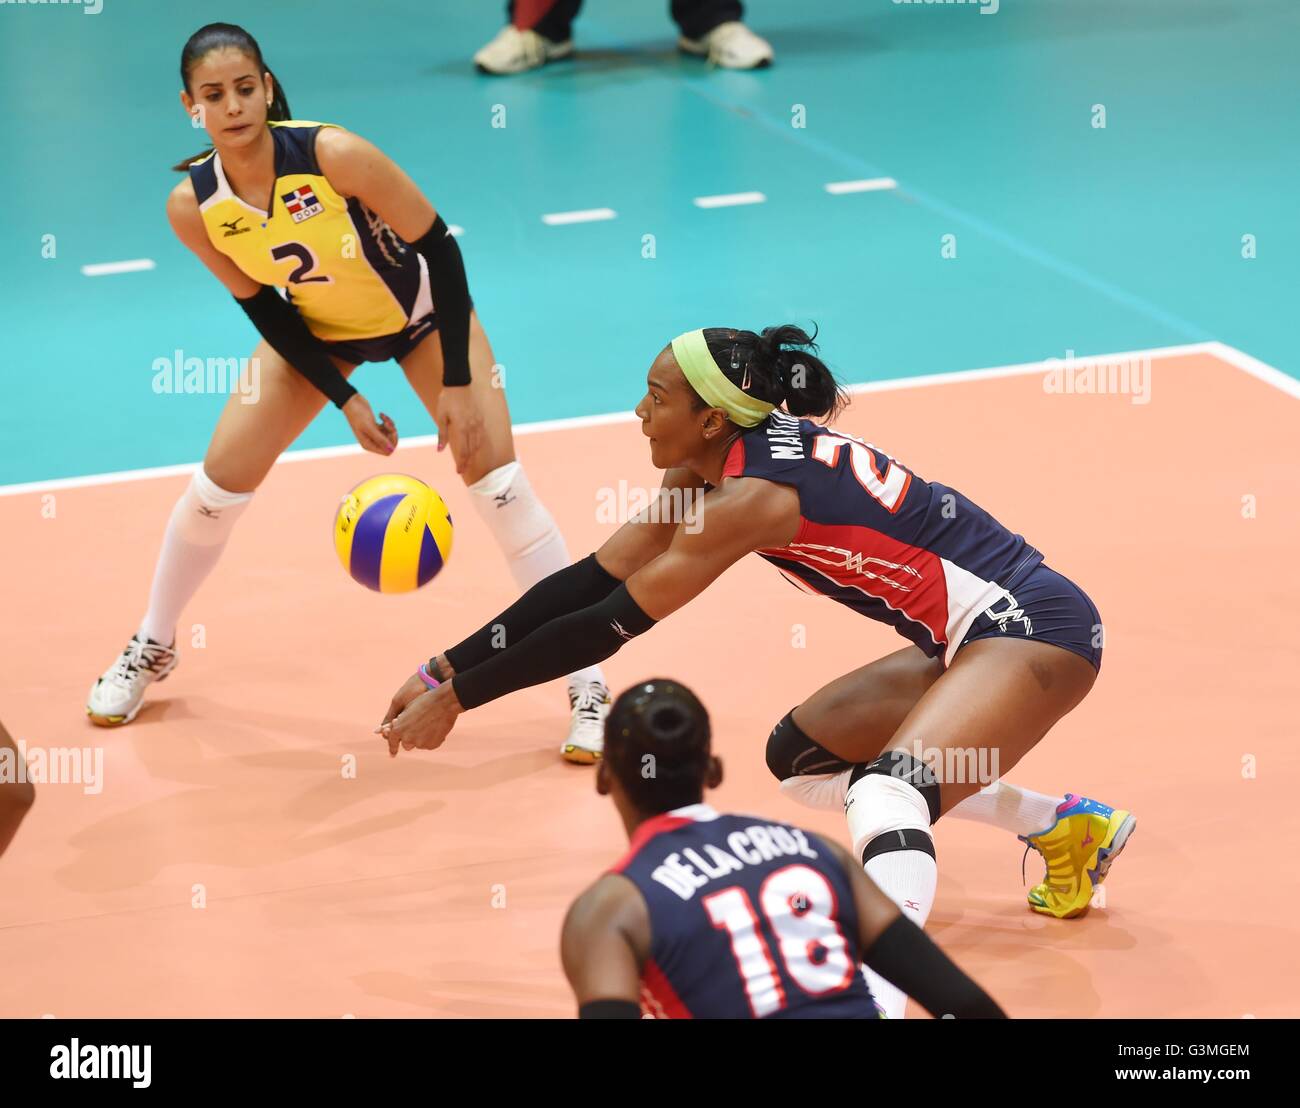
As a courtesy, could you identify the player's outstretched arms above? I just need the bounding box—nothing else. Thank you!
[429,468,711,681]
[560,875,650,1019]
[596,467,710,579]
[824,838,1007,1019]
[380,478,791,749]
[0,718,35,859]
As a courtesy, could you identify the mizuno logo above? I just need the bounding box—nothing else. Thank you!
[610,620,633,641]
[197,506,221,519]
[220,217,250,237]
[494,489,516,508]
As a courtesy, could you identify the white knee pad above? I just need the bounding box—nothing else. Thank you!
[172,468,254,546]
[468,461,570,589]
[467,461,523,508]
[845,772,933,862]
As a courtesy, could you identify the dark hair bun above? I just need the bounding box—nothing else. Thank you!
[697,324,848,422]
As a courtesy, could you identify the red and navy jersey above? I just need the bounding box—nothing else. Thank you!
[722,411,1044,662]
[611,804,878,1019]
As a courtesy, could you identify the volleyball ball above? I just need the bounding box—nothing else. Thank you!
[334,474,453,593]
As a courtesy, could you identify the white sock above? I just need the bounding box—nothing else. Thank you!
[467,460,603,688]
[864,849,939,1019]
[845,772,937,1020]
[139,469,253,646]
[948,781,1066,837]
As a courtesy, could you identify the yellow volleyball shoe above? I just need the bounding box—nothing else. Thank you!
[1020,794,1136,919]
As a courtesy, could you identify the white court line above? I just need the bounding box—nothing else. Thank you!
[694,191,766,209]
[0,342,1288,498]
[825,178,897,195]
[541,208,617,226]
[1204,341,1300,400]
[845,341,1221,394]
[80,259,156,278]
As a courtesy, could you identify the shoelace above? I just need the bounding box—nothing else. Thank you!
[570,685,608,727]
[108,639,171,685]
[1020,842,1037,886]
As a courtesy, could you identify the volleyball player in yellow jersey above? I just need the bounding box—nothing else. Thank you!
[86,23,610,761]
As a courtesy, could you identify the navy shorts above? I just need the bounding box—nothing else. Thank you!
[954,562,1103,672]
[323,312,438,366]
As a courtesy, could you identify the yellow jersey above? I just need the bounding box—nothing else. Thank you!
[189,121,429,343]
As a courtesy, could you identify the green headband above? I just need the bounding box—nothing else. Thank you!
[670,329,776,428]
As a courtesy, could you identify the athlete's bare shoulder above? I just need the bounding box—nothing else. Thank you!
[704,471,801,547]
[313,124,364,164]
[560,873,651,993]
[563,873,648,940]
[314,126,385,181]
[167,175,197,211]
[165,176,203,241]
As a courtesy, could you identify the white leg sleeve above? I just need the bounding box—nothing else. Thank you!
[138,469,253,645]
[948,781,1066,837]
[466,460,603,687]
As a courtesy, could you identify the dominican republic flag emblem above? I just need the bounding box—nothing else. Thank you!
[282,184,325,223]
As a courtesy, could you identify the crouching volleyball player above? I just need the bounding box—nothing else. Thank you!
[85,23,609,759]
[561,678,1005,1019]
[379,323,1136,1016]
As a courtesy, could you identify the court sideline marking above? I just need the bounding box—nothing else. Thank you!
[1,342,1290,499]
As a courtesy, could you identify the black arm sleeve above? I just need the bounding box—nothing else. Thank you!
[235,286,357,409]
[451,584,656,710]
[411,214,472,387]
[579,999,641,1019]
[443,554,621,675]
[862,916,1007,1019]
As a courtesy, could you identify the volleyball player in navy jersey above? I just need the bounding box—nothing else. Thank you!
[561,679,1004,1019]
[380,324,1136,1018]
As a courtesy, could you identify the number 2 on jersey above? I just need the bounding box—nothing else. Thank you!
[812,432,910,512]
[270,242,331,285]
[702,864,857,1017]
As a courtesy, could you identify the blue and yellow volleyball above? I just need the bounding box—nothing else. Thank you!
[334,474,453,593]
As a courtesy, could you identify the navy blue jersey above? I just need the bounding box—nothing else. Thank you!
[611,804,878,1019]
[721,411,1044,662]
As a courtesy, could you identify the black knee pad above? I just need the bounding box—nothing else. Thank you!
[765,710,855,782]
[848,750,942,825]
[861,828,936,867]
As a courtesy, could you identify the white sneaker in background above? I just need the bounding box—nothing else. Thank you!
[678,21,774,69]
[473,25,574,75]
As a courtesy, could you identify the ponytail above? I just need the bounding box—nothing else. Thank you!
[172,23,291,172]
[697,323,847,422]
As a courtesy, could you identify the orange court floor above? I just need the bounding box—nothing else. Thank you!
[1,347,1296,1018]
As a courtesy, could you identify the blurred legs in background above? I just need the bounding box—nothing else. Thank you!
[474,0,772,74]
